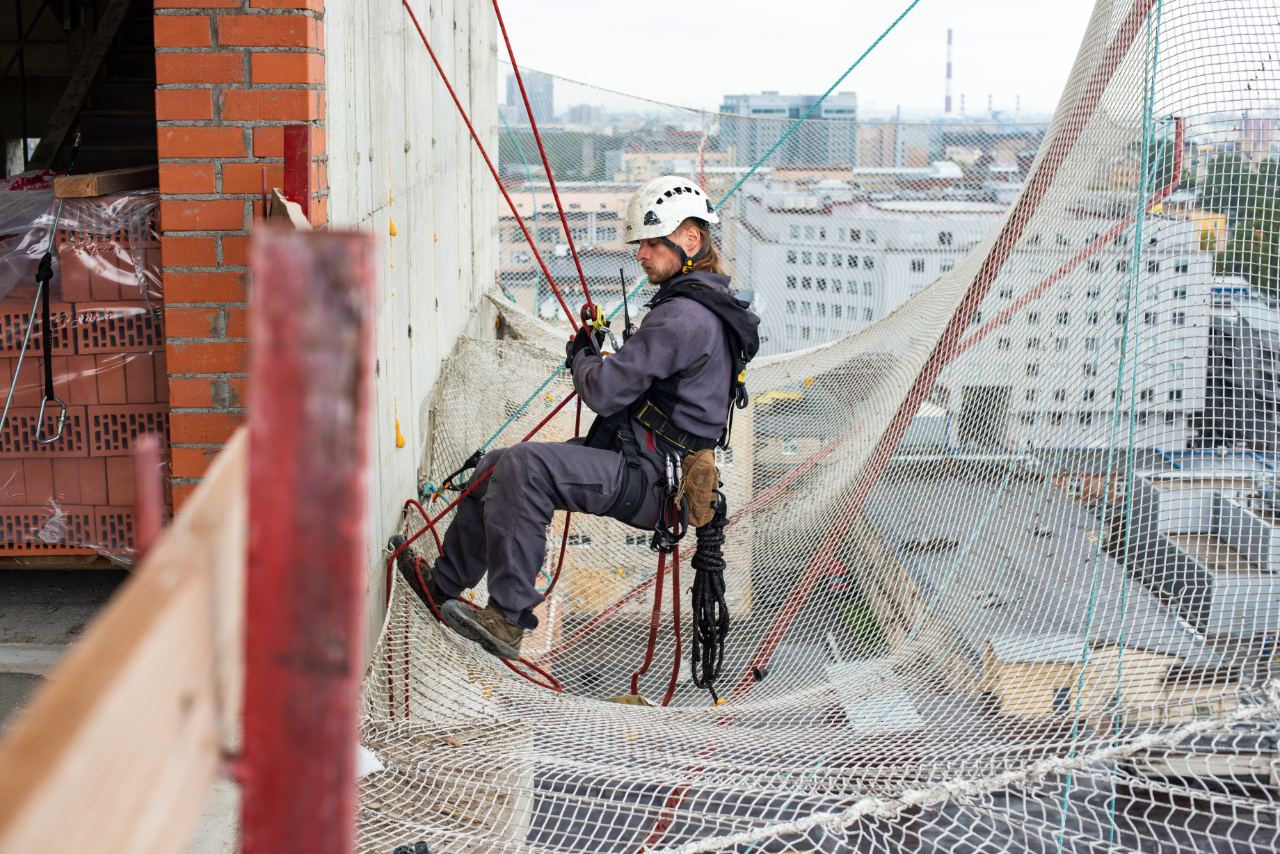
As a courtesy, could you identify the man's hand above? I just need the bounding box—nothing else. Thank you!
[565,325,600,371]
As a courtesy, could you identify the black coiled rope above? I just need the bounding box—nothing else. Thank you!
[690,489,730,703]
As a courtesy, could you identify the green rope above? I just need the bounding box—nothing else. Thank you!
[713,0,921,212]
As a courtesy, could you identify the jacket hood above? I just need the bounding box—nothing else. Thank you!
[649,271,761,362]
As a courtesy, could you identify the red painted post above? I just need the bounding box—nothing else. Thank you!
[241,230,375,854]
[283,125,312,220]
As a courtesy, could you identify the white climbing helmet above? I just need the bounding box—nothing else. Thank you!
[623,175,720,244]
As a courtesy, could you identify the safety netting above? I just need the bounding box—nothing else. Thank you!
[362,0,1280,851]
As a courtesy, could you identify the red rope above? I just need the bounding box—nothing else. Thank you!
[401,0,578,330]
[491,0,592,306]
[629,550,666,696]
[661,545,682,706]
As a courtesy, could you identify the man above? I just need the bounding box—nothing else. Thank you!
[401,175,759,661]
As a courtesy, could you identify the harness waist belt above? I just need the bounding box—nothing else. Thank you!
[631,400,719,455]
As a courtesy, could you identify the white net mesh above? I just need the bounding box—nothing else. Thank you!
[361,1,1280,851]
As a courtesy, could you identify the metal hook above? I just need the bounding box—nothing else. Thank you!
[34,396,67,445]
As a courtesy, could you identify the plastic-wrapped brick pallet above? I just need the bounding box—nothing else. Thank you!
[0,176,168,560]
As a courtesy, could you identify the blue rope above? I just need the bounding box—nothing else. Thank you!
[713,0,922,212]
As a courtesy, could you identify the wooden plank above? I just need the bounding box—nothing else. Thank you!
[27,0,133,171]
[0,430,247,854]
[54,166,161,198]
[240,231,375,854]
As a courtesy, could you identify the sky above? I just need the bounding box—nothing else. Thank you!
[497,0,1098,120]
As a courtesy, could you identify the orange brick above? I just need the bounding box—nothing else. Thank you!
[252,126,283,157]
[221,88,318,121]
[250,51,324,84]
[217,14,320,48]
[250,0,323,10]
[170,447,216,478]
[156,52,243,84]
[166,306,222,338]
[225,306,248,338]
[154,15,211,47]
[170,411,244,444]
[67,354,99,404]
[167,341,249,374]
[167,376,216,408]
[172,480,199,510]
[95,354,127,405]
[79,458,107,506]
[53,458,81,505]
[161,235,217,268]
[156,88,213,120]
[106,457,136,507]
[311,194,327,228]
[164,271,248,303]
[158,126,247,159]
[124,353,158,404]
[24,459,52,504]
[159,162,216,195]
[156,0,238,7]
[155,351,170,403]
[222,235,251,267]
[222,162,284,194]
[160,199,246,231]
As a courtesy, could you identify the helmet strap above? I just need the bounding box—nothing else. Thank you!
[660,227,709,275]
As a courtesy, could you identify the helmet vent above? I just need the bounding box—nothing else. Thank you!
[643,211,662,226]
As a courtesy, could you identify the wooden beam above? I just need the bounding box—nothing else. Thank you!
[0,430,248,854]
[240,231,375,854]
[54,165,160,198]
[27,0,132,171]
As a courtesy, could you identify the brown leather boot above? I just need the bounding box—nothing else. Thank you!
[393,536,448,611]
[439,599,524,660]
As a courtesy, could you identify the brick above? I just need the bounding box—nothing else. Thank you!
[311,194,327,228]
[252,126,283,158]
[88,405,170,457]
[222,162,283,195]
[159,163,217,196]
[221,235,250,267]
[58,249,92,301]
[250,0,323,10]
[224,306,248,338]
[170,446,215,478]
[96,354,128,405]
[0,460,24,505]
[0,357,42,407]
[172,480,198,510]
[79,458,107,506]
[161,235,217,268]
[156,0,239,8]
[170,411,243,444]
[167,376,216,408]
[164,271,247,303]
[160,199,245,232]
[88,252,121,301]
[52,458,81,505]
[156,52,244,85]
[250,51,324,84]
[166,341,248,374]
[157,126,247,159]
[23,459,53,505]
[156,89,213,121]
[153,15,211,48]
[48,356,74,403]
[221,89,318,121]
[67,355,98,405]
[166,306,222,338]
[106,457,135,506]
[217,15,320,48]
[125,353,157,404]
[155,351,170,403]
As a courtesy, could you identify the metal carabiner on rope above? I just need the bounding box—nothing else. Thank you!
[35,395,67,445]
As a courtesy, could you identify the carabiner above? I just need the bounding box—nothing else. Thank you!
[35,396,67,445]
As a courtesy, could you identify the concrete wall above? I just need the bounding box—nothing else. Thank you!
[324,0,498,650]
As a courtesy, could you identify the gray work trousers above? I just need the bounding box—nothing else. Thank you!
[433,439,666,626]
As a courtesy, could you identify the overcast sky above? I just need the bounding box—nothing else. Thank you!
[497,0,1097,119]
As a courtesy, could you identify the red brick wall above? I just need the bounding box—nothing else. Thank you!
[154,0,327,507]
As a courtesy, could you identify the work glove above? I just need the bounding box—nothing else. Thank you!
[565,325,603,371]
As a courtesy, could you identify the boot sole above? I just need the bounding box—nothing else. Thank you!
[439,600,522,661]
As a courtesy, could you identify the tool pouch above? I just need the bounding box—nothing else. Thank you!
[677,449,720,529]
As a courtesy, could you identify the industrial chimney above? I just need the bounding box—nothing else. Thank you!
[945,29,953,115]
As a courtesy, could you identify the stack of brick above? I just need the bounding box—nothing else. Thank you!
[154,0,327,506]
[0,198,170,555]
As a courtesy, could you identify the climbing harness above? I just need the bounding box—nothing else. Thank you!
[0,132,80,446]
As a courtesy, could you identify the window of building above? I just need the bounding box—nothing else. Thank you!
[1028,311,1040,324]
[816,279,827,291]
[804,226,815,239]
[1115,311,1127,325]
[1027,337,1042,350]
[1173,286,1187,298]
[1168,389,1183,401]
[1056,311,1069,325]
[570,227,589,242]
[1056,233,1070,246]
[997,338,1011,349]
[1172,310,1185,326]
[1078,412,1094,426]
[1026,389,1037,402]
[1085,337,1098,350]
[595,226,617,242]
[819,228,826,240]
[1175,262,1188,274]
[817,253,827,266]
[790,225,800,239]
[801,326,811,339]
[938,231,953,246]
[848,255,858,268]
[864,256,875,269]
[1000,287,1014,298]
[801,277,812,290]
[511,249,531,264]
[785,300,796,314]
[817,303,827,317]
[832,280,842,293]
[941,259,955,272]
[1056,337,1070,351]
[833,305,842,319]
[1083,361,1099,376]
[1147,260,1159,274]
[972,311,982,326]
[786,276,797,289]
[1083,389,1095,401]
[1139,388,1153,401]
[1088,260,1101,273]
[1173,361,1185,379]
[849,229,861,242]
[801,251,813,264]
[538,227,559,242]
[1087,311,1100,325]
[1116,260,1128,272]
[867,230,877,243]
[1027,363,1040,377]
[786,250,797,264]
[1087,287,1101,299]
[1050,412,1065,426]
[782,438,798,455]
[785,325,796,338]
[1144,311,1157,325]
[833,254,842,267]
[1020,412,1037,425]
[910,259,925,273]
[801,302,812,315]
[863,282,873,296]
[1147,286,1160,302]
[909,232,924,246]
[863,307,873,321]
